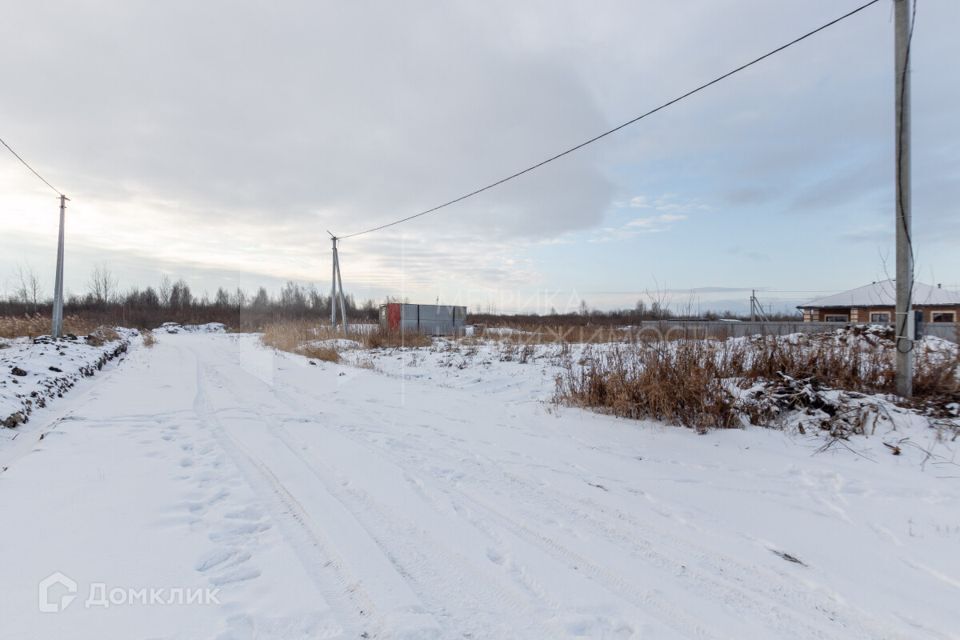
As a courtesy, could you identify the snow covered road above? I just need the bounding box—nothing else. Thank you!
[1,333,957,639]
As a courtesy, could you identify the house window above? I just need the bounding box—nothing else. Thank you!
[931,311,956,323]
[870,312,891,323]
[824,314,848,322]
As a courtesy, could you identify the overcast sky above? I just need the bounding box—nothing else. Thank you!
[1,0,957,314]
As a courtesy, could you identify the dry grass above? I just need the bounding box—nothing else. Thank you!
[261,321,322,355]
[85,326,121,346]
[261,321,432,360]
[556,333,959,431]
[0,314,101,339]
[142,330,156,348]
[478,325,649,345]
[301,345,340,363]
[471,322,756,345]
[261,321,345,362]
[363,328,432,349]
[557,342,740,430]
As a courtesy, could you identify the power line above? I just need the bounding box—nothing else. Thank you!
[0,136,65,197]
[338,0,882,240]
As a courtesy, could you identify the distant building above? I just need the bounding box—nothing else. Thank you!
[798,280,960,324]
[379,303,467,335]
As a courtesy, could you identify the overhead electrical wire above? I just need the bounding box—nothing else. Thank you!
[337,0,882,240]
[0,135,66,197]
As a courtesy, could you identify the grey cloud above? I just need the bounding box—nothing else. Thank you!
[1,0,958,307]
[0,1,614,238]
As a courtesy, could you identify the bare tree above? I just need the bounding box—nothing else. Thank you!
[88,264,118,307]
[169,279,193,310]
[158,275,172,308]
[214,287,231,308]
[15,264,44,312]
[232,288,247,311]
[251,287,270,310]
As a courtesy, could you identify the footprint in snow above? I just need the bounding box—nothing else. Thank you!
[208,566,261,587]
[195,548,252,573]
[486,547,506,565]
[208,521,271,543]
[224,506,264,521]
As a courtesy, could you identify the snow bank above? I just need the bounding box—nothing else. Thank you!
[158,322,226,334]
[0,330,135,429]
[301,338,362,352]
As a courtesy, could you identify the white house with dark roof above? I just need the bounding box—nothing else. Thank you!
[798,280,960,324]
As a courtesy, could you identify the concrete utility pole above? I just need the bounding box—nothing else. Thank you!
[51,194,68,338]
[894,0,914,397]
[330,236,338,327]
[329,234,349,333]
[335,243,348,332]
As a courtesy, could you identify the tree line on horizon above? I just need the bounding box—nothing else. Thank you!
[1,264,801,330]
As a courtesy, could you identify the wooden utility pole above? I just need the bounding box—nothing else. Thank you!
[894,0,913,397]
[51,194,68,338]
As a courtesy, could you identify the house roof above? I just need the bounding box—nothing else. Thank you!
[799,280,960,309]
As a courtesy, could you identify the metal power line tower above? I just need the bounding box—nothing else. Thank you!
[894,0,915,397]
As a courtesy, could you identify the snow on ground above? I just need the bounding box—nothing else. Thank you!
[0,330,134,429]
[342,338,579,399]
[305,338,365,352]
[1,332,959,639]
[158,322,227,334]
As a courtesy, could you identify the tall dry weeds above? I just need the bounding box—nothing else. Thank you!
[261,321,433,362]
[556,334,959,430]
[0,314,105,339]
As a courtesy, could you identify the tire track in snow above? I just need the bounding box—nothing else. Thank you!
[269,422,575,640]
[199,348,567,639]
[209,352,685,638]
[190,355,372,640]
[205,337,917,639]
[277,413,720,640]
[336,411,903,640]
[194,352,446,640]
[267,370,903,640]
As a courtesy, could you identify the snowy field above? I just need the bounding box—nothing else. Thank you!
[1,331,958,639]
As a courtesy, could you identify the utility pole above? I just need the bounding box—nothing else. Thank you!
[750,290,756,322]
[330,236,337,327]
[329,234,349,333]
[894,0,914,397]
[335,243,348,332]
[51,194,68,338]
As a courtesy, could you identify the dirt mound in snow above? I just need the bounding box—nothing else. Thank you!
[2,333,131,429]
[158,322,226,334]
